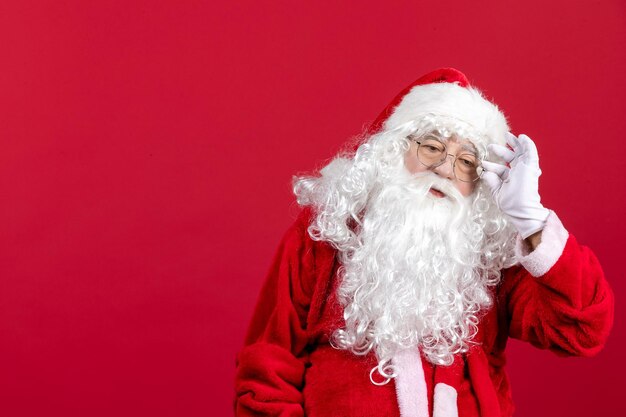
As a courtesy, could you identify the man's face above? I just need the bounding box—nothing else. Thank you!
[404,135,479,197]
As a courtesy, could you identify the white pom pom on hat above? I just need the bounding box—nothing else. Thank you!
[365,68,509,157]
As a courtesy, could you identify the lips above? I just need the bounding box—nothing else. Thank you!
[429,187,446,198]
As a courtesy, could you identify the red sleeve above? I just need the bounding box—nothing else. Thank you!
[234,209,320,416]
[500,212,615,357]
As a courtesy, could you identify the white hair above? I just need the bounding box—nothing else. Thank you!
[293,122,518,383]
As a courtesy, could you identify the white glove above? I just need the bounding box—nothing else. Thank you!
[481,132,550,239]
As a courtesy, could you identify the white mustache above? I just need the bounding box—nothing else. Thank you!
[406,171,465,202]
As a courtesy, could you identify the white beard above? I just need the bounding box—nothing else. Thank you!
[333,166,508,372]
[293,128,518,380]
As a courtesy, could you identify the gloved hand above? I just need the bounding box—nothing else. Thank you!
[481,132,550,239]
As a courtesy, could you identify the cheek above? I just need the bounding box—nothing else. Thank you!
[456,181,476,197]
[404,152,426,174]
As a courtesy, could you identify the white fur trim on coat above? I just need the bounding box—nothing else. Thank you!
[393,349,429,417]
[515,210,569,277]
[433,383,459,417]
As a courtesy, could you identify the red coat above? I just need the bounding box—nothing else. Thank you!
[235,208,614,417]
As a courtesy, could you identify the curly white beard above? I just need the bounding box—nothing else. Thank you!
[294,125,517,381]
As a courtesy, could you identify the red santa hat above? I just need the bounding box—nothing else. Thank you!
[366,68,509,157]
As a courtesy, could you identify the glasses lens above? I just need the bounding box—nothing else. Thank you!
[417,138,446,166]
[454,153,481,182]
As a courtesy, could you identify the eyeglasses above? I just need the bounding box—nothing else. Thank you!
[410,135,484,183]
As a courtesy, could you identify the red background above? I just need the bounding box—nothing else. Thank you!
[0,1,624,416]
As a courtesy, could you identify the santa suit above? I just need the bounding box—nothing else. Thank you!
[234,207,614,417]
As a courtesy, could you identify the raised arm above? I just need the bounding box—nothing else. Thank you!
[499,211,614,356]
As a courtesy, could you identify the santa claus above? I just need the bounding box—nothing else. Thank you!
[234,68,614,417]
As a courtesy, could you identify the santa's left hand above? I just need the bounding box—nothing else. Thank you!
[481,132,550,239]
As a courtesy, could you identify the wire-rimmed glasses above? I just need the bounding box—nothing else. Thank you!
[409,134,484,183]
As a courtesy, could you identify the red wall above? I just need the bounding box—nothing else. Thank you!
[0,1,624,416]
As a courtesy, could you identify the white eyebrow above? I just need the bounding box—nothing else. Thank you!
[446,139,478,156]
[414,133,479,156]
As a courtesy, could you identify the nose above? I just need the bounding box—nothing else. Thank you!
[431,154,455,179]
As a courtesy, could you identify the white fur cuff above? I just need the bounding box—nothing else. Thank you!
[514,210,569,277]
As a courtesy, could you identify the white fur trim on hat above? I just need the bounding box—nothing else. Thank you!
[383,82,509,155]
